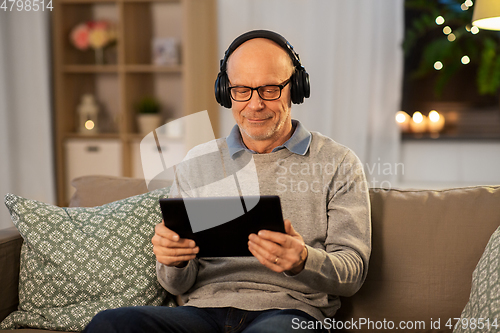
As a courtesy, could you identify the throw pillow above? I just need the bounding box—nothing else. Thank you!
[68,175,172,208]
[1,187,172,331]
[453,226,500,333]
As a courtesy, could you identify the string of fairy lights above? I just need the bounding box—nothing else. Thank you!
[433,0,477,71]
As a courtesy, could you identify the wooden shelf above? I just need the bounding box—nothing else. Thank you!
[122,0,180,2]
[402,132,500,141]
[63,65,183,73]
[124,64,183,73]
[125,133,185,141]
[59,0,180,2]
[63,132,121,139]
[59,0,116,3]
[63,65,119,73]
[52,0,219,205]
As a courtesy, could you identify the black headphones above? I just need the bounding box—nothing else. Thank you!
[215,30,310,108]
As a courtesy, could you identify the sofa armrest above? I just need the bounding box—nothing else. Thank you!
[0,227,22,322]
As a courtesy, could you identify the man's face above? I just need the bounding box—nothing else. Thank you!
[227,38,294,146]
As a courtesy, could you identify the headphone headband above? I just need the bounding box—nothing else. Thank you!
[219,30,303,73]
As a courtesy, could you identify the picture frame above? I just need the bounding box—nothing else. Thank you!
[152,37,180,66]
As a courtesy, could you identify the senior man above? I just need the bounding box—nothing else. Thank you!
[84,30,371,333]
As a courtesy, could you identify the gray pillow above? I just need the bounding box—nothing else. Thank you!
[453,226,500,333]
[1,188,171,331]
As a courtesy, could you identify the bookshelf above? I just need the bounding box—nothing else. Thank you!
[52,0,219,205]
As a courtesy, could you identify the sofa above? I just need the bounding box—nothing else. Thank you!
[0,175,499,332]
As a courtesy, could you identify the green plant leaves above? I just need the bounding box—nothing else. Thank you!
[135,96,161,114]
[404,0,500,97]
[477,37,500,95]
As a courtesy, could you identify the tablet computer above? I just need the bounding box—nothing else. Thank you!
[159,195,285,257]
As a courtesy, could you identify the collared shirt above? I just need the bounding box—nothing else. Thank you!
[226,119,312,159]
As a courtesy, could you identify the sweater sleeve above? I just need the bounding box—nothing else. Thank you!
[288,150,372,297]
[155,171,199,295]
[156,259,199,295]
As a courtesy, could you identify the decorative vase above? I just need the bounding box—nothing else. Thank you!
[137,114,162,135]
[95,48,104,65]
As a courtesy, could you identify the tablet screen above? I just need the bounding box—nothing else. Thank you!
[159,195,284,257]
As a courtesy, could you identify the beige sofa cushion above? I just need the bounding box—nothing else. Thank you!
[69,175,171,207]
[69,176,148,207]
[335,186,500,332]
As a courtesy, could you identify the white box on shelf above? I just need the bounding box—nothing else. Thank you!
[65,139,123,201]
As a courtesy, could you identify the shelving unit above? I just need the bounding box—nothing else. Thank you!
[52,0,219,205]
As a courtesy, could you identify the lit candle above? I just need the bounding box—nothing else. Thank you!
[410,111,428,133]
[428,110,445,133]
[395,111,411,132]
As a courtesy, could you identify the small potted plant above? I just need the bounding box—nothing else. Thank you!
[135,96,162,134]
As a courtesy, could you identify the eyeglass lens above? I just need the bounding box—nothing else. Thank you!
[230,85,282,102]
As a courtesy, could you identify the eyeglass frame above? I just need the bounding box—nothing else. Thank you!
[228,77,292,102]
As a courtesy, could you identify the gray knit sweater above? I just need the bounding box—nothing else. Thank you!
[157,131,371,321]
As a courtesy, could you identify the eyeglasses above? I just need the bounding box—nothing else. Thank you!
[229,78,291,102]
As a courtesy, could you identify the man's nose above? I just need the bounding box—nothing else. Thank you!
[247,90,264,109]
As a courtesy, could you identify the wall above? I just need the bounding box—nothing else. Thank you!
[397,140,500,189]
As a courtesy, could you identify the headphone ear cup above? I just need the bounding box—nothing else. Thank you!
[215,73,223,106]
[221,73,232,108]
[215,72,232,108]
[290,69,303,104]
[292,69,310,104]
[302,70,310,99]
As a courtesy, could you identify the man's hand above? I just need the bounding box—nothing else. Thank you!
[248,219,308,275]
[152,221,198,268]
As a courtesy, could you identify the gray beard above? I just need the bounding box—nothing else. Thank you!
[241,117,286,142]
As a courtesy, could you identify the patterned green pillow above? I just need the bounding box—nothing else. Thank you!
[1,188,172,331]
[453,226,500,333]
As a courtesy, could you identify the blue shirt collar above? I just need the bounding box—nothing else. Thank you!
[227,119,311,159]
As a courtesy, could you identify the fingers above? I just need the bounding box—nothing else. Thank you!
[248,220,307,273]
[152,232,195,249]
[248,233,298,273]
[254,229,290,247]
[152,222,198,267]
[154,222,195,247]
[153,241,198,267]
[284,219,297,236]
[155,221,180,242]
[248,244,284,273]
[248,234,282,259]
